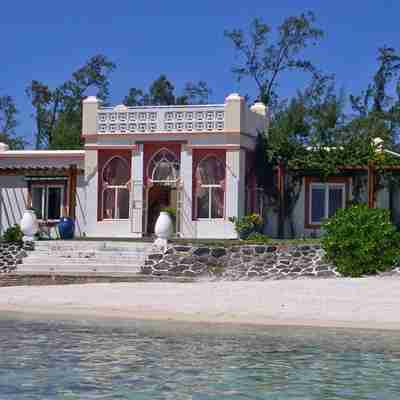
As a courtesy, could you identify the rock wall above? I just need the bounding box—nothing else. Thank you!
[142,244,339,280]
[0,241,33,273]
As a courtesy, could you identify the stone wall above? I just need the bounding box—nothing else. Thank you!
[142,244,340,280]
[0,241,33,273]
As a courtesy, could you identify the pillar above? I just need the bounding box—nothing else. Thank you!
[131,144,144,235]
[225,148,246,220]
[180,145,193,238]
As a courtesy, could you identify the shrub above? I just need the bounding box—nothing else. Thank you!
[245,232,270,243]
[230,213,264,239]
[322,204,399,277]
[3,225,23,243]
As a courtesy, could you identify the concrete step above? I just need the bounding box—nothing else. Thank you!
[22,257,147,265]
[17,264,142,273]
[33,241,155,251]
[29,250,153,257]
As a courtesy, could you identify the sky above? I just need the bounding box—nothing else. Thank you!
[1,0,400,147]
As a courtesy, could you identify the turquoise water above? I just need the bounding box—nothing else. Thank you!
[0,316,399,399]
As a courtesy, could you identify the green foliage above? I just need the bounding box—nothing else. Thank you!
[26,54,116,149]
[230,214,263,239]
[161,207,177,222]
[225,12,323,109]
[322,205,399,277]
[0,94,26,149]
[245,232,270,243]
[123,76,212,106]
[3,225,23,243]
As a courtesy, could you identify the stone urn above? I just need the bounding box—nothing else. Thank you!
[154,211,173,251]
[20,209,39,241]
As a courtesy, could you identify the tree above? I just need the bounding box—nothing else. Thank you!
[26,54,116,149]
[123,76,212,106]
[149,75,176,105]
[225,12,323,110]
[0,94,25,149]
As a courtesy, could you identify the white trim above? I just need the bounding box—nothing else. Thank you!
[31,183,65,222]
[195,155,226,220]
[101,156,131,221]
[309,182,346,225]
[147,147,180,185]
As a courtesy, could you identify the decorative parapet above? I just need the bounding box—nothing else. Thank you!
[82,93,269,137]
[97,105,225,134]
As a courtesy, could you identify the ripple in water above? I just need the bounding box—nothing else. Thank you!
[0,315,399,399]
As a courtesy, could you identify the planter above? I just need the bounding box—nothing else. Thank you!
[154,211,173,239]
[57,217,75,240]
[20,210,39,240]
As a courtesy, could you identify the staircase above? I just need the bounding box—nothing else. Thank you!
[17,241,155,275]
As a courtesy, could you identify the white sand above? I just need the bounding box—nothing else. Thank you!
[1,278,400,330]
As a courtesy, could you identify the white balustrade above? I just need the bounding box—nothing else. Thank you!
[97,105,225,134]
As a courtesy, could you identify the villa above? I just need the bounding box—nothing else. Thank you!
[0,93,268,239]
[1,92,400,240]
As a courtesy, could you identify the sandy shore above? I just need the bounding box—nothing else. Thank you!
[1,278,400,330]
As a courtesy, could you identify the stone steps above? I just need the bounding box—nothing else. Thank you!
[17,264,142,273]
[17,240,155,275]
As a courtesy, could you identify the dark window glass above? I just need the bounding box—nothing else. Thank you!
[47,187,62,220]
[328,187,344,217]
[311,187,325,223]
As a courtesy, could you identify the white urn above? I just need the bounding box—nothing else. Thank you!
[154,211,173,239]
[20,209,39,241]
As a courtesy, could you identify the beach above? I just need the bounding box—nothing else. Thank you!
[0,278,399,330]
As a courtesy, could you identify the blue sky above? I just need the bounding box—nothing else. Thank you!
[1,0,400,146]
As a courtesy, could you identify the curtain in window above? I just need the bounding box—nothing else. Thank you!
[196,156,225,219]
[102,157,130,219]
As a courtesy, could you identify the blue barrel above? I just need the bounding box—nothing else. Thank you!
[57,217,75,239]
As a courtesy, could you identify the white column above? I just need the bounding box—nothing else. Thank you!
[84,150,98,236]
[225,149,246,220]
[131,144,144,235]
[181,145,194,238]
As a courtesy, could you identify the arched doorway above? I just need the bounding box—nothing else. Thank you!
[145,148,181,235]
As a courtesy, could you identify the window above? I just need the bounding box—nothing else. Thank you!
[196,156,225,219]
[31,184,64,221]
[148,149,179,184]
[309,182,346,225]
[102,157,130,220]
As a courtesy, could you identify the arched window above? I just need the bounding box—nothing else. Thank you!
[102,156,130,219]
[196,156,225,219]
[148,149,179,184]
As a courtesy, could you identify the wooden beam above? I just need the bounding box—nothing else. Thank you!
[277,161,285,238]
[68,164,77,220]
[367,161,375,208]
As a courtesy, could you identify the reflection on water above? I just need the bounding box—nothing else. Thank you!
[0,315,399,399]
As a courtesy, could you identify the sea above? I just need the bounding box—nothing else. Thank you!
[0,314,399,399]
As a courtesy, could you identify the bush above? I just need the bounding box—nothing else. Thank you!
[230,213,264,239]
[322,204,399,277]
[245,232,270,243]
[3,225,23,243]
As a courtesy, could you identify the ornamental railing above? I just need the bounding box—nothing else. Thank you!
[97,104,225,134]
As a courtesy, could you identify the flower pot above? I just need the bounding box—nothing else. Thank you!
[20,210,39,241]
[57,217,75,240]
[154,211,173,239]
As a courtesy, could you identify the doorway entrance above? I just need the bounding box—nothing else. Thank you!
[145,147,181,236]
[146,185,178,235]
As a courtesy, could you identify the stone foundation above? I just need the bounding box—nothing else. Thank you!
[142,244,340,279]
[0,241,34,273]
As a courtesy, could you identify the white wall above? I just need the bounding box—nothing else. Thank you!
[0,176,28,234]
